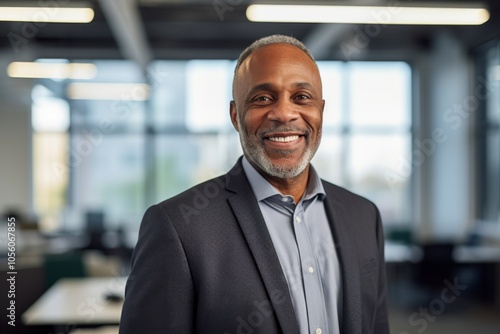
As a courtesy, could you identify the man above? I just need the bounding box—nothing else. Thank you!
[120,35,389,334]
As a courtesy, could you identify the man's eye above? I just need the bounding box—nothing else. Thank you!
[295,94,310,100]
[254,96,271,101]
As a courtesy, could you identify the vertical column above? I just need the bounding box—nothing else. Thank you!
[416,31,473,241]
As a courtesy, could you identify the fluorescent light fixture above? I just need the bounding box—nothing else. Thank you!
[7,62,97,79]
[246,4,490,25]
[67,83,151,101]
[0,6,94,23]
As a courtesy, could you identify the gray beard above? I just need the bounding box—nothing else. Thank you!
[239,131,320,179]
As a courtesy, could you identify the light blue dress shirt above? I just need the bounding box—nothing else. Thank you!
[242,157,342,334]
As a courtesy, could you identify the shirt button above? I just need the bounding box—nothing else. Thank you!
[316,328,322,334]
[295,216,302,223]
[282,197,288,202]
[308,266,314,273]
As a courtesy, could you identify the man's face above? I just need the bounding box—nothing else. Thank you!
[230,43,324,179]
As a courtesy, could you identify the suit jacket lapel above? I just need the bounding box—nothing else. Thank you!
[323,183,362,334]
[226,160,300,334]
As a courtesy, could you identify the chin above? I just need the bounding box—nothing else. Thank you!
[255,155,311,179]
[241,134,316,179]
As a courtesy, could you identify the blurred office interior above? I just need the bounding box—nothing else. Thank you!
[0,0,499,333]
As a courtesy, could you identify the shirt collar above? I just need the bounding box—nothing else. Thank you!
[242,156,326,203]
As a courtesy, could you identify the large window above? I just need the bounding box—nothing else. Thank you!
[32,59,412,230]
[314,62,412,225]
[32,84,70,230]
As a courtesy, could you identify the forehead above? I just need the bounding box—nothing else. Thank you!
[246,43,313,64]
[240,43,315,69]
[236,43,321,87]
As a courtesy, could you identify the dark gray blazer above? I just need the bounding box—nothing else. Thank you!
[119,158,389,334]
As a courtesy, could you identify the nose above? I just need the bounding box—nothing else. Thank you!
[267,96,298,124]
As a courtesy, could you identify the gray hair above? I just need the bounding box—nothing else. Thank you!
[234,34,315,74]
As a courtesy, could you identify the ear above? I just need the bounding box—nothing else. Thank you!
[230,100,240,132]
[321,99,326,114]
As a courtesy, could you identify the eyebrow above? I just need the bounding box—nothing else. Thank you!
[293,82,314,90]
[246,82,315,98]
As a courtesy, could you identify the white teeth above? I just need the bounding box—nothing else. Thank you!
[268,135,299,143]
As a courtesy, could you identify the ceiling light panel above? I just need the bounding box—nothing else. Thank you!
[246,4,490,25]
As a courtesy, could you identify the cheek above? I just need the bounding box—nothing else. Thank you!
[303,110,323,131]
[242,111,265,135]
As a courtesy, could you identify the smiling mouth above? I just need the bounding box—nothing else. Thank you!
[268,135,300,143]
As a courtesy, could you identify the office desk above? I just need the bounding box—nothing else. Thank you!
[22,277,126,326]
[453,245,500,263]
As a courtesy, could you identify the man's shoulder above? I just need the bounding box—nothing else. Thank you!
[321,179,377,210]
[142,173,233,226]
[157,174,229,208]
[144,159,247,225]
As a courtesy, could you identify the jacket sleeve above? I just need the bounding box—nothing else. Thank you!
[373,205,390,333]
[119,204,195,334]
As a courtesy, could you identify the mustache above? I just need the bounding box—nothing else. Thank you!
[258,126,310,139]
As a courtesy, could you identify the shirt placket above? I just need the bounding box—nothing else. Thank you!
[293,202,328,334]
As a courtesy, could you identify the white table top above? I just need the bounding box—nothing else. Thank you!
[22,277,127,326]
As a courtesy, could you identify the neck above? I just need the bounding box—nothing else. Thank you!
[251,161,310,204]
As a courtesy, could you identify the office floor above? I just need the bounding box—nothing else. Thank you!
[386,261,500,334]
[389,305,500,334]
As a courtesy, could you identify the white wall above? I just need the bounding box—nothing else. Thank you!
[0,51,34,216]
